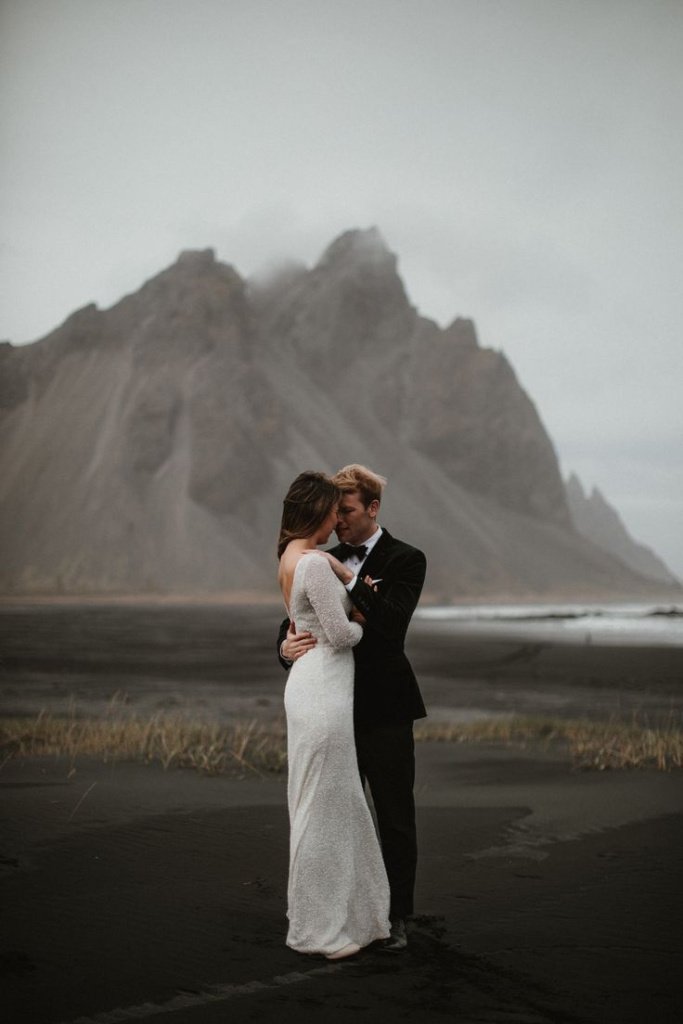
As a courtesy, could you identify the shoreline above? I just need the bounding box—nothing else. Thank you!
[1,603,681,727]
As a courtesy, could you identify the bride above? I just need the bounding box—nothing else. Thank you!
[278,471,390,959]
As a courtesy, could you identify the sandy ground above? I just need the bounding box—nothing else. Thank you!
[1,603,682,724]
[1,603,682,1022]
[1,742,682,1024]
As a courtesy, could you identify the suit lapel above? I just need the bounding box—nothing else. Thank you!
[358,529,393,580]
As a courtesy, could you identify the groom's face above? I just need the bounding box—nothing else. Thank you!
[335,491,379,545]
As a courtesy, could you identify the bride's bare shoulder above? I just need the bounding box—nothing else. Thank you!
[278,548,303,590]
[279,550,326,591]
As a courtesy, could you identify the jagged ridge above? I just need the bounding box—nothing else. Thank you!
[0,230,678,599]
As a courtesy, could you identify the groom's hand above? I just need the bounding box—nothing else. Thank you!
[281,622,317,661]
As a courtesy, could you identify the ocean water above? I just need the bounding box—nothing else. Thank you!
[415,602,683,647]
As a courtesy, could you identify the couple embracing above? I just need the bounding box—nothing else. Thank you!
[277,464,427,959]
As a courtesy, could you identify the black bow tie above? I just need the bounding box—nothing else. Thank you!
[338,543,368,562]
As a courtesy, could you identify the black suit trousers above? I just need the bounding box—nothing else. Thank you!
[355,721,416,919]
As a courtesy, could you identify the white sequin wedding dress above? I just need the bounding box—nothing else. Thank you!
[284,554,390,954]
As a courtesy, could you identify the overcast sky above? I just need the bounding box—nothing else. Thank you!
[2,0,682,578]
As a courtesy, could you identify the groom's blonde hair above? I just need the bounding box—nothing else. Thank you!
[332,464,386,508]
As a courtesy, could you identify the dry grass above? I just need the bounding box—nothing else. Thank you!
[1,710,681,775]
[414,713,683,771]
[0,710,288,777]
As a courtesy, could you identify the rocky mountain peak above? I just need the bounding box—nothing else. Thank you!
[175,247,217,269]
[137,248,241,296]
[565,473,678,585]
[566,472,584,500]
[127,250,249,354]
[443,317,480,350]
[43,301,105,357]
[1,231,677,599]
[317,227,397,275]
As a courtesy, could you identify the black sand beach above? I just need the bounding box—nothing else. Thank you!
[1,603,683,1023]
[2,750,683,1024]
[1,602,682,722]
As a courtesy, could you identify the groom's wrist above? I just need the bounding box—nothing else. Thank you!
[279,641,293,664]
[344,573,358,591]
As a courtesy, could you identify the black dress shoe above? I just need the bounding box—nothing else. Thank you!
[380,917,407,952]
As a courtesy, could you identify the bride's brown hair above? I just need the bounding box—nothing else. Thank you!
[278,471,341,559]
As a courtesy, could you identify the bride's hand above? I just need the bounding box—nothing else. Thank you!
[301,549,354,585]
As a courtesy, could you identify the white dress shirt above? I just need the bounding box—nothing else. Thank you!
[342,525,383,590]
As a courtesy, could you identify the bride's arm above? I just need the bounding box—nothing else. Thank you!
[302,556,363,651]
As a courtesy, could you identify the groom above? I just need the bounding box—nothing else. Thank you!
[278,463,427,951]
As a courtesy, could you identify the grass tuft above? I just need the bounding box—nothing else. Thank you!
[414,713,683,771]
[1,710,680,775]
[0,712,288,777]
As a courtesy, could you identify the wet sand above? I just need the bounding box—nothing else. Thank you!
[1,603,682,1022]
[1,746,682,1024]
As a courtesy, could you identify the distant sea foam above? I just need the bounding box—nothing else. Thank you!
[415,602,683,647]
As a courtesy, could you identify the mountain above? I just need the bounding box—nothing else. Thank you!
[565,474,678,587]
[0,229,678,600]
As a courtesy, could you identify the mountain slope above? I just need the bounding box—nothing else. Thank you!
[566,474,678,587]
[0,230,677,599]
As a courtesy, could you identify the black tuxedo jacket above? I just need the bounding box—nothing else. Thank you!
[278,528,427,731]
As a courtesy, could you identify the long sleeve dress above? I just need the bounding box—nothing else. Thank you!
[284,554,390,954]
